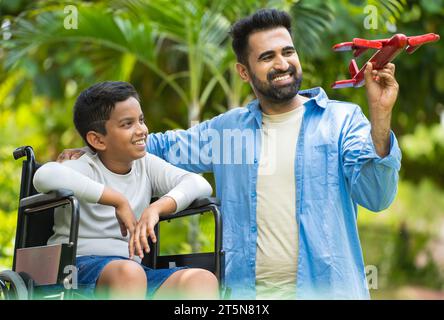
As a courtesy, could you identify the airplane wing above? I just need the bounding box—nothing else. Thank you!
[332,41,354,52]
[332,38,390,57]
[352,38,383,49]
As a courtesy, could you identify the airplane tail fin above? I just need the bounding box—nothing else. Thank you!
[349,59,359,78]
[331,60,360,89]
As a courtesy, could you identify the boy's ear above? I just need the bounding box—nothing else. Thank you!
[86,131,107,151]
[236,62,251,82]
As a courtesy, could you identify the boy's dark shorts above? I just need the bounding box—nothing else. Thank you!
[75,255,185,299]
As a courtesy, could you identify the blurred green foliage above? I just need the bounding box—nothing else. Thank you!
[1,0,443,298]
[159,213,215,255]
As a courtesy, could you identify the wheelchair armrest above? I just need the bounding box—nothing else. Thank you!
[187,197,220,209]
[159,197,220,222]
[18,189,80,251]
[145,196,223,283]
[19,189,74,210]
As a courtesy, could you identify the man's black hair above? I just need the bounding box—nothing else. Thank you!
[230,9,292,65]
[73,81,140,151]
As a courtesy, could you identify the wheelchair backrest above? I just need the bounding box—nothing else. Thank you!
[13,147,55,270]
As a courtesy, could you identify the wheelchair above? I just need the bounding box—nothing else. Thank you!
[0,146,225,300]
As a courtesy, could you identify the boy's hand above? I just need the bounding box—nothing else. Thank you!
[98,187,138,258]
[57,147,88,162]
[115,201,139,259]
[132,207,160,259]
[115,200,138,238]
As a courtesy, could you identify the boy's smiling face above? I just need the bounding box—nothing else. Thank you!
[91,96,148,170]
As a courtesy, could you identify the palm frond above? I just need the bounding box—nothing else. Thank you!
[290,0,335,57]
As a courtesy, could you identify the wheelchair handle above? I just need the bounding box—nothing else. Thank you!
[13,146,37,200]
[13,146,35,162]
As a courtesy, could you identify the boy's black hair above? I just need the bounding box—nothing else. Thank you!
[230,9,292,65]
[73,81,140,151]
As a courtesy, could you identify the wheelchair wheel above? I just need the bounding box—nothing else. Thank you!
[0,270,28,300]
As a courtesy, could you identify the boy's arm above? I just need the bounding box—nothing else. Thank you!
[146,154,213,212]
[98,187,138,243]
[131,154,213,258]
[33,161,104,202]
[33,162,137,240]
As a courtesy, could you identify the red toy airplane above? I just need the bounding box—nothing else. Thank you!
[331,33,440,89]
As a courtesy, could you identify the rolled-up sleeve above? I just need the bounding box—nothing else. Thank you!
[342,106,402,211]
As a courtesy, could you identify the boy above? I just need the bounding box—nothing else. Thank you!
[33,81,218,299]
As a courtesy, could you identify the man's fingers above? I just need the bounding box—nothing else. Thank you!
[57,151,70,163]
[73,151,84,160]
[364,62,376,84]
[373,71,397,86]
[364,62,373,74]
[365,62,397,84]
[367,66,398,88]
[59,149,86,162]
[68,151,78,160]
[384,63,395,74]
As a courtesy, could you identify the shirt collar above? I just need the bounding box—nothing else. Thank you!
[245,99,262,127]
[247,86,329,122]
[299,87,328,109]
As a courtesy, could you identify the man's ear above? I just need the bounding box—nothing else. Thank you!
[236,62,250,82]
[86,131,106,151]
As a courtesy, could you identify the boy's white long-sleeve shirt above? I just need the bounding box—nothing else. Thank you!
[33,152,212,258]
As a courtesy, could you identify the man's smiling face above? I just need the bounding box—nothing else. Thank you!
[243,27,303,103]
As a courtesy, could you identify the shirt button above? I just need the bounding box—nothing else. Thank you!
[249,261,254,267]
[254,159,258,164]
[251,226,256,232]
[251,192,256,197]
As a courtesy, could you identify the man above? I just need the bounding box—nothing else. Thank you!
[60,9,401,299]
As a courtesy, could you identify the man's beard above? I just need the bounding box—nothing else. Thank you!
[249,65,303,103]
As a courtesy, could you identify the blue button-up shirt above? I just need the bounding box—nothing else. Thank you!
[148,87,402,299]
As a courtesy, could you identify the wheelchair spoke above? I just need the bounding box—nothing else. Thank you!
[0,279,7,300]
[0,270,28,300]
[0,279,12,300]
